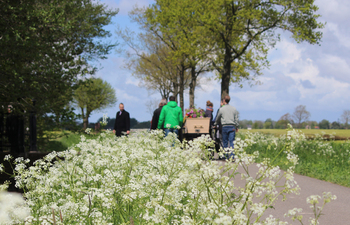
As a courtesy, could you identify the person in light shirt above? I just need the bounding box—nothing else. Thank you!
[215,95,239,160]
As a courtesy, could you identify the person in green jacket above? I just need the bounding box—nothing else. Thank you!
[157,96,183,137]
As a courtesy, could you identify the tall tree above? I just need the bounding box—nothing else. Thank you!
[74,78,117,129]
[193,0,324,98]
[188,57,212,107]
[319,119,330,129]
[341,110,350,128]
[132,3,212,110]
[145,99,160,117]
[117,29,191,102]
[276,113,294,129]
[0,0,118,116]
[293,105,310,128]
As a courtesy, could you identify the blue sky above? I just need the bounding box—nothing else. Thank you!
[88,0,350,124]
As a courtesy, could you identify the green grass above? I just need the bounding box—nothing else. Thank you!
[294,141,350,187]
[240,129,350,140]
[43,130,106,152]
[45,133,82,152]
[239,131,350,187]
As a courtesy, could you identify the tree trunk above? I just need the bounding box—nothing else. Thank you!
[81,107,88,129]
[189,65,196,108]
[160,86,171,100]
[83,117,89,130]
[221,46,232,100]
[84,108,91,130]
[55,113,61,129]
[179,64,185,113]
[172,81,179,102]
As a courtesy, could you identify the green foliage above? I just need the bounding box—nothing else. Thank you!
[253,120,263,129]
[0,0,118,147]
[275,120,287,129]
[130,118,139,128]
[132,1,212,109]
[132,121,151,129]
[319,119,330,129]
[74,78,117,129]
[331,121,341,129]
[239,119,253,129]
[0,0,117,103]
[144,0,324,98]
[119,32,187,100]
[264,121,272,129]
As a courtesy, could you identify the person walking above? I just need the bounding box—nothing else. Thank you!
[215,95,239,160]
[151,99,167,130]
[157,96,183,137]
[213,99,225,153]
[204,100,214,124]
[113,103,130,137]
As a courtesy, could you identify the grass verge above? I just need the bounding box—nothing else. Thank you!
[239,131,350,188]
[240,129,350,140]
[43,130,105,152]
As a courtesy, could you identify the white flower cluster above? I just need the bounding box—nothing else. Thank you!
[0,183,30,224]
[0,129,336,224]
[85,128,92,134]
[284,192,337,224]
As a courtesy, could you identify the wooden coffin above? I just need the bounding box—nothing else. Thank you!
[184,118,210,134]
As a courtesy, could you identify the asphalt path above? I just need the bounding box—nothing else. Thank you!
[215,159,350,224]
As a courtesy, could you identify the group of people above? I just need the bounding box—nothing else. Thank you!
[113,95,239,160]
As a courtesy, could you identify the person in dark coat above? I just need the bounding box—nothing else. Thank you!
[213,99,225,156]
[5,105,24,154]
[204,100,214,158]
[151,99,167,130]
[113,103,130,137]
[204,100,214,126]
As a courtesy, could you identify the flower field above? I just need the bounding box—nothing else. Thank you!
[1,128,336,224]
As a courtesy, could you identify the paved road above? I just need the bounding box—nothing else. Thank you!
[216,159,350,224]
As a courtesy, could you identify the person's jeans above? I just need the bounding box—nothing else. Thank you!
[164,128,179,137]
[222,126,236,159]
[164,128,179,146]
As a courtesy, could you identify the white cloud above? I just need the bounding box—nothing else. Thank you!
[197,76,220,94]
[316,0,350,22]
[270,40,302,66]
[317,54,350,82]
[325,23,350,48]
[125,77,140,86]
[115,88,141,102]
[228,89,280,111]
[286,59,318,83]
